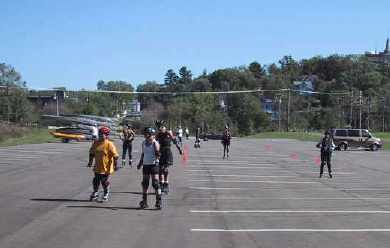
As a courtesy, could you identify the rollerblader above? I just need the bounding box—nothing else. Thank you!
[316,130,335,178]
[222,125,232,159]
[87,126,119,202]
[137,127,162,209]
[185,127,189,140]
[120,124,135,167]
[194,127,201,148]
[155,120,182,194]
[91,124,98,141]
[176,126,183,144]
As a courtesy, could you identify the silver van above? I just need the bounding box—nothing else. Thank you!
[332,129,383,151]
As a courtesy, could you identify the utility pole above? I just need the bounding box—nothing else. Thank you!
[383,97,386,132]
[287,89,290,132]
[278,96,282,132]
[6,84,10,123]
[53,92,59,116]
[350,90,353,127]
[367,96,370,130]
[56,92,59,116]
[359,90,362,129]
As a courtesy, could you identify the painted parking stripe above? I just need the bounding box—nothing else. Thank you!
[189,187,356,191]
[191,179,318,184]
[191,229,390,232]
[189,174,297,178]
[190,210,390,214]
[186,166,286,169]
[189,197,390,200]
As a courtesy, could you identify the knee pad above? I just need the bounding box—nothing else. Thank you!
[152,178,160,190]
[141,178,149,189]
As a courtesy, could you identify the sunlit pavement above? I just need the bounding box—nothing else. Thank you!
[1,138,390,248]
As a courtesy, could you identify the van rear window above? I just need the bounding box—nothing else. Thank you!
[347,130,360,137]
[335,130,347,136]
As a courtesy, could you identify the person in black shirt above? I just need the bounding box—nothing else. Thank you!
[120,124,135,167]
[222,125,232,159]
[316,130,335,178]
[155,120,182,194]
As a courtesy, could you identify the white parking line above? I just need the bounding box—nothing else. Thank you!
[304,172,356,175]
[191,179,318,184]
[188,160,249,163]
[0,151,62,154]
[190,197,390,200]
[0,156,42,159]
[190,210,390,214]
[189,187,346,191]
[186,166,285,169]
[0,158,38,160]
[190,187,247,190]
[191,229,390,232]
[189,174,297,178]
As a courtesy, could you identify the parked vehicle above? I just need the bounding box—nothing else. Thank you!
[331,128,382,151]
[200,132,223,140]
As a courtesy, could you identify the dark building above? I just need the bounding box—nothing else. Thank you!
[365,38,390,64]
[27,90,65,116]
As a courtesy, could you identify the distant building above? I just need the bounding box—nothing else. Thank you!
[124,99,142,119]
[261,97,280,121]
[365,38,390,64]
[293,77,314,95]
[27,90,65,116]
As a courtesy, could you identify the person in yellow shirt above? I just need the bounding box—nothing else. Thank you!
[87,126,119,202]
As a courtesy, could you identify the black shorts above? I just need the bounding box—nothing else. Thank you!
[142,165,159,175]
[160,147,173,166]
[222,140,230,146]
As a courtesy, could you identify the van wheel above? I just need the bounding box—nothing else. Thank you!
[340,143,348,151]
[371,144,378,151]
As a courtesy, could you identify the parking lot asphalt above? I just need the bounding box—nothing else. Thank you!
[1,137,390,248]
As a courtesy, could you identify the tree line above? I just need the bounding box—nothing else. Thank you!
[2,54,390,135]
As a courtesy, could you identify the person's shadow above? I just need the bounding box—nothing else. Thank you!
[31,198,91,203]
[30,192,159,211]
[66,205,159,211]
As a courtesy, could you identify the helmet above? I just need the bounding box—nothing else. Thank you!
[143,127,156,135]
[99,126,110,135]
[155,120,166,128]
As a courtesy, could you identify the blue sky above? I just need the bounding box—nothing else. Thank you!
[0,0,389,90]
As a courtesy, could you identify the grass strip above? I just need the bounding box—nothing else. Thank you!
[0,128,57,147]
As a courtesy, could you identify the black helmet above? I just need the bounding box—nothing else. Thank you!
[143,127,156,135]
[155,120,166,128]
[324,130,331,135]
